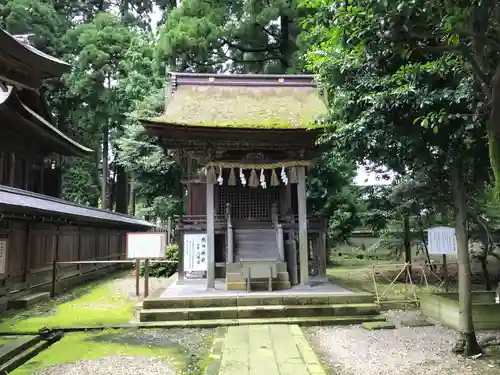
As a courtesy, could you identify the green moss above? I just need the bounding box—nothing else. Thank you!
[0,280,135,332]
[148,118,327,129]
[146,85,328,129]
[10,330,187,375]
[362,321,396,330]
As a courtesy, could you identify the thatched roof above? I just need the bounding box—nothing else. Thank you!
[146,73,328,129]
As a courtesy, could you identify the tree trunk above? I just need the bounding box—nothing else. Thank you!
[101,124,109,210]
[450,162,482,356]
[128,175,136,216]
[115,164,129,214]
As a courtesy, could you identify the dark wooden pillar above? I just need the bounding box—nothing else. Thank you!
[8,152,15,187]
[206,180,215,289]
[0,151,4,184]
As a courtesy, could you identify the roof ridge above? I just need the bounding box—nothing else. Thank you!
[169,72,319,90]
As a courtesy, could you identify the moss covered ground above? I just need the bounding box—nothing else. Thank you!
[0,272,213,375]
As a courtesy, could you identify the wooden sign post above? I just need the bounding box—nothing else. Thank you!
[427,226,457,292]
[126,232,166,298]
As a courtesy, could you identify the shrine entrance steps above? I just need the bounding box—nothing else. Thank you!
[136,292,385,327]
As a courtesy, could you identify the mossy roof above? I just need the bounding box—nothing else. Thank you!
[147,84,328,129]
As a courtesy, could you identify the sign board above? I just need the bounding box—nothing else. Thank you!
[0,239,6,275]
[184,233,208,272]
[427,226,457,255]
[126,232,166,259]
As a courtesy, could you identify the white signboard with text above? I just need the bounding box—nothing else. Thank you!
[0,239,6,275]
[126,232,166,259]
[428,226,457,255]
[183,233,208,272]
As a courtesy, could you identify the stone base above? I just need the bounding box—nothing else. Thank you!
[226,280,291,291]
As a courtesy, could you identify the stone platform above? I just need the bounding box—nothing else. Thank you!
[136,277,385,327]
[160,278,354,299]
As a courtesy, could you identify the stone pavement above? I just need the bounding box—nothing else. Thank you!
[210,324,326,375]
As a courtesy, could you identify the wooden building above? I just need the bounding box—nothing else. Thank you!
[0,28,151,308]
[143,72,328,290]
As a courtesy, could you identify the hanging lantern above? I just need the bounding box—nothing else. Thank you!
[289,166,298,184]
[205,166,216,184]
[249,169,259,187]
[217,166,224,185]
[228,167,236,186]
[270,168,280,186]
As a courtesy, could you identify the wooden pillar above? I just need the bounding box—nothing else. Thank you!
[286,183,298,285]
[23,222,32,283]
[23,158,29,190]
[0,151,4,184]
[226,203,233,264]
[8,152,15,187]
[206,181,215,289]
[39,162,45,194]
[318,230,327,276]
[297,166,309,286]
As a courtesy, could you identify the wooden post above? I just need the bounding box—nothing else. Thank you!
[135,259,140,296]
[144,259,150,298]
[39,162,45,194]
[22,222,31,284]
[442,254,449,292]
[167,217,172,245]
[318,229,327,276]
[76,228,82,273]
[51,259,57,297]
[206,181,215,289]
[226,203,233,264]
[297,166,309,286]
[277,224,284,261]
[23,158,29,190]
[0,151,4,183]
[8,152,15,187]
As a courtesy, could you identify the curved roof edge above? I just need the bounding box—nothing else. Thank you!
[0,185,153,228]
[0,86,93,156]
[0,28,70,85]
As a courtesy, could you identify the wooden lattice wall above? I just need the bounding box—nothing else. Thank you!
[217,185,280,220]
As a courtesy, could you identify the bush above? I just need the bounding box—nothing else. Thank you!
[139,243,179,278]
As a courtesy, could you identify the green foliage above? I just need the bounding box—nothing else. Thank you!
[308,151,361,242]
[140,244,179,278]
[157,0,309,73]
[302,0,490,218]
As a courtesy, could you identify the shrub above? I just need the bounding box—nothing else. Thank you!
[139,243,179,278]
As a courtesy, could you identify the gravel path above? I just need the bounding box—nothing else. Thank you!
[305,311,500,375]
[34,356,175,375]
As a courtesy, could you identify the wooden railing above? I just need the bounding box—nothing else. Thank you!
[175,214,226,231]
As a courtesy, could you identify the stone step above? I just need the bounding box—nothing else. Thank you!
[139,303,380,322]
[0,336,42,365]
[7,292,50,309]
[226,280,291,291]
[134,314,387,328]
[142,293,375,309]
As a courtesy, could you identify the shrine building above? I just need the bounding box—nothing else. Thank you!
[143,72,328,291]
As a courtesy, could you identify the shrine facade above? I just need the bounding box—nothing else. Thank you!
[143,72,328,290]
